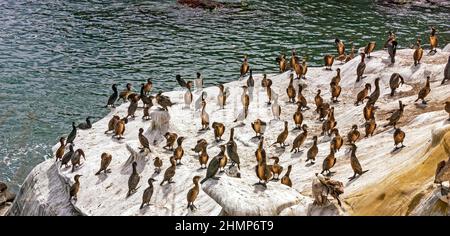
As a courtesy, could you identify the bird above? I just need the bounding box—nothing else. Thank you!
[348,144,369,180]
[330,128,343,152]
[347,124,360,144]
[280,165,292,187]
[331,68,341,85]
[240,55,250,77]
[105,115,120,134]
[227,128,240,170]
[384,32,397,64]
[356,53,366,82]
[174,137,186,165]
[156,91,175,110]
[140,178,156,209]
[413,39,424,66]
[271,93,281,120]
[140,84,153,108]
[69,174,82,201]
[176,74,188,88]
[269,157,283,181]
[60,144,74,168]
[364,119,377,138]
[218,144,228,172]
[271,121,289,148]
[105,84,118,108]
[55,137,65,162]
[186,176,202,211]
[153,157,163,174]
[415,76,431,104]
[355,83,371,106]
[330,81,341,103]
[266,78,273,105]
[384,100,406,128]
[127,95,140,118]
[217,84,229,109]
[306,136,319,164]
[293,102,304,130]
[363,102,376,122]
[290,49,299,70]
[393,127,406,150]
[200,100,210,130]
[321,147,336,176]
[163,132,178,151]
[70,148,86,173]
[345,42,355,63]
[77,117,93,130]
[366,78,381,106]
[95,152,112,175]
[335,38,346,63]
[364,42,376,58]
[276,53,287,73]
[127,162,140,197]
[251,119,267,139]
[286,74,296,103]
[160,156,177,186]
[389,73,405,97]
[119,83,133,102]
[315,89,324,113]
[194,72,203,91]
[324,55,334,70]
[184,81,193,109]
[66,122,77,146]
[445,101,450,121]
[113,117,128,140]
[198,145,209,169]
[255,136,267,163]
[297,85,309,110]
[200,154,222,184]
[254,149,272,188]
[143,79,153,95]
[138,128,150,153]
[429,27,438,54]
[192,139,208,156]
[291,124,308,153]
[212,122,225,142]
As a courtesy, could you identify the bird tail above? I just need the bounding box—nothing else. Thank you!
[95,170,101,175]
[390,89,395,97]
[200,178,208,184]
[362,170,369,174]
[140,203,144,209]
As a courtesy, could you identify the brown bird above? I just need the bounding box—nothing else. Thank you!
[114,117,128,139]
[306,136,319,164]
[271,121,289,148]
[429,27,438,54]
[290,49,299,70]
[293,59,304,80]
[364,41,376,58]
[413,39,424,66]
[255,136,267,163]
[217,84,228,109]
[347,125,360,144]
[330,81,341,103]
[315,89,324,113]
[55,137,65,162]
[160,156,177,186]
[330,128,343,152]
[335,38,346,63]
[366,78,381,106]
[69,174,82,201]
[186,176,202,211]
[291,124,308,153]
[266,78,273,105]
[389,73,405,97]
[254,150,272,188]
[192,138,208,155]
[140,178,156,209]
[174,137,186,165]
[105,115,120,134]
[163,132,178,151]
[445,101,450,121]
[293,102,304,130]
[355,83,371,106]
[218,144,228,172]
[322,107,336,135]
[301,59,308,79]
[415,76,431,104]
[240,55,250,77]
[331,68,341,85]
[127,162,140,197]
[286,74,296,103]
[276,53,287,73]
[251,119,267,139]
[297,85,309,110]
[199,145,209,169]
[384,100,406,128]
[393,127,406,150]
[356,53,366,82]
[143,79,153,95]
[200,99,210,129]
[364,119,377,137]
[345,42,355,62]
[269,156,283,180]
[138,128,150,152]
[71,148,86,173]
[280,165,293,187]
[324,54,334,70]
[119,83,133,102]
[212,122,225,142]
[153,157,163,174]
[126,95,140,119]
[95,152,112,175]
[363,103,376,121]
[348,144,369,180]
[322,147,336,175]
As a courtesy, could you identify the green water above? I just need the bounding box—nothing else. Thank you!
[0,0,449,191]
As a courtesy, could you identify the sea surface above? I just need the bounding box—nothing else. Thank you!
[0,0,449,191]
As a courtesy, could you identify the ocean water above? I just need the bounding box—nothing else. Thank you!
[0,0,449,191]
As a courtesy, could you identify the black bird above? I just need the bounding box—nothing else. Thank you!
[106,84,118,108]
[176,74,187,88]
[66,122,77,146]
[77,117,93,130]
[200,155,222,184]
[140,83,153,108]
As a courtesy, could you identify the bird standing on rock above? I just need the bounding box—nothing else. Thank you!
[384,31,397,64]
[429,27,438,54]
[365,119,377,137]
[127,162,140,197]
[140,178,156,209]
[356,53,366,82]
[291,124,308,153]
[347,125,360,144]
[393,128,406,150]
[364,42,376,58]
[199,145,209,169]
[281,165,292,187]
[69,174,82,201]
[348,144,368,180]
[187,176,201,211]
[138,128,151,153]
[306,136,319,164]
[271,121,289,148]
[77,117,93,130]
[415,76,431,104]
[66,122,77,146]
[55,137,65,162]
[174,137,186,165]
[200,154,222,184]
[367,78,381,106]
[71,148,86,173]
[276,53,287,73]
[240,55,250,77]
[286,74,296,103]
[324,55,334,70]
[153,157,163,174]
[119,83,133,102]
[251,119,267,139]
[192,139,208,156]
[385,100,406,128]
[269,157,283,181]
[105,84,118,108]
[355,83,371,106]
[95,152,112,175]
[160,156,177,186]
[413,39,424,66]
[389,73,405,97]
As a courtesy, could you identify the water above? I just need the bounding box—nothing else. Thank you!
[0,0,448,191]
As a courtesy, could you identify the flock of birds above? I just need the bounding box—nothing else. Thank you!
[54,26,450,211]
